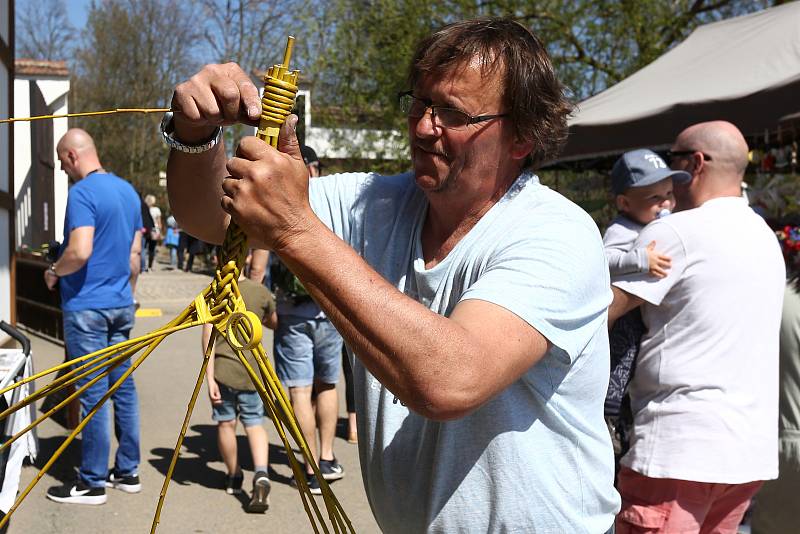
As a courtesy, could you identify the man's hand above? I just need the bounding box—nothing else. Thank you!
[170,62,262,143]
[207,378,222,405]
[646,241,671,278]
[221,116,316,251]
[44,269,58,291]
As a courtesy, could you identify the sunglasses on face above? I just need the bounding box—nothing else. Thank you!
[667,149,712,162]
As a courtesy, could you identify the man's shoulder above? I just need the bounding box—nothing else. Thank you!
[511,176,600,236]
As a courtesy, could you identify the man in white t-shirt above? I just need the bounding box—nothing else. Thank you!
[609,121,785,534]
[165,18,619,533]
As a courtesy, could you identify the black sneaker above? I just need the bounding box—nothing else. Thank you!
[246,471,271,513]
[319,458,344,481]
[105,471,142,494]
[291,473,322,496]
[225,471,244,495]
[46,480,107,505]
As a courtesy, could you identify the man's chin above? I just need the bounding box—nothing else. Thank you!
[413,172,441,191]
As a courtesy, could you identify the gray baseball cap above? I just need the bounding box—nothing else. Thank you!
[611,149,691,195]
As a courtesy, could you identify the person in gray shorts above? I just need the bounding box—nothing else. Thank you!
[272,146,345,495]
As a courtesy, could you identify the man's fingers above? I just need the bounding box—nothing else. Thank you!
[209,76,244,124]
[172,63,260,127]
[235,137,272,162]
[277,115,303,161]
[221,175,239,197]
[237,78,262,123]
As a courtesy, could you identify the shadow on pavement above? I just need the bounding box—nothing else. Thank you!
[28,434,82,485]
[148,424,302,490]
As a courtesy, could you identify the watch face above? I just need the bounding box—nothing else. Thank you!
[161,112,175,134]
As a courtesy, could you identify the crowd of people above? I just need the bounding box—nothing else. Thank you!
[39,15,799,534]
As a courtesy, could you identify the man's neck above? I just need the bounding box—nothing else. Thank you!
[79,164,105,180]
[422,168,519,268]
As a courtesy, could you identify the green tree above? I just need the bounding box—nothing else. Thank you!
[70,0,200,197]
[307,0,778,172]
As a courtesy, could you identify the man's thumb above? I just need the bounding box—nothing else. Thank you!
[277,114,302,160]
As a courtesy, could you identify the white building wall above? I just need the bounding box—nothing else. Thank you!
[306,126,406,161]
[13,77,69,248]
[12,79,31,248]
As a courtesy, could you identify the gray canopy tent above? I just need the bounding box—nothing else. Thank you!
[557,2,800,163]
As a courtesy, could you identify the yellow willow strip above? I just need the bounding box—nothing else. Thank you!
[232,346,326,533]
[0,330,167,530]
[0,313,204,398]
[0,347,134,427]
[0,108,171,124]
[150,330,215,533]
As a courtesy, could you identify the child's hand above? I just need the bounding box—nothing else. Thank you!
[207,379,222,405]
[646,241,671,278]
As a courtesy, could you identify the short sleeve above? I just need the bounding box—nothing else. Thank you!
[461,217,612,361]
[65,185,97,232]
[612,221,687,305]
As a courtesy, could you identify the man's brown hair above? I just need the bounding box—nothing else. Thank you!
[408,18,572,169]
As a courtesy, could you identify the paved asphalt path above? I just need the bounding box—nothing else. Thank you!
[8,260,380,533]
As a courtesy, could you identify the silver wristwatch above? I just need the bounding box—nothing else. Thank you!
[160,111,222,154]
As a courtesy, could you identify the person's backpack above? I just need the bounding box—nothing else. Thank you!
[269,257,311,305]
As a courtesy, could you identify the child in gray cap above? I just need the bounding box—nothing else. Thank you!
[603,148,691,278]
[603,148,691,469]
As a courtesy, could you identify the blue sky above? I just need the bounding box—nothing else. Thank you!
[64,0,91,30]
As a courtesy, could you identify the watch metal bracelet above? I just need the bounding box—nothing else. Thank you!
[160,112,222,154]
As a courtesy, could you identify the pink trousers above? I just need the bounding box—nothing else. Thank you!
[615,467,763,534]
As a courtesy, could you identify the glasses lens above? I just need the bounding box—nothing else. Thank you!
[400,94,426,118]
[435,108,470,129]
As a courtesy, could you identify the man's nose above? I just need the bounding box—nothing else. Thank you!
[413,108,439,138]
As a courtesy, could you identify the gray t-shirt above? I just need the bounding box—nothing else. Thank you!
[309,171,619,533]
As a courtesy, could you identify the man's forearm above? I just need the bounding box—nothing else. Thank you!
[53,247,89,277]
[608,285,644,327]
[129,250,141,292]
[166,143,230,245]
[276,219,518,420]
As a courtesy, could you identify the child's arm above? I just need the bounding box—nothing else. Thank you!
[605,247,650,276]
[202,324,222,405]
[604,220,653,276]
[605,243,671,278]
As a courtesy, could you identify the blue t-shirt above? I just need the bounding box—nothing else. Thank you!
[309,171,620,533]
[59,172,142,311]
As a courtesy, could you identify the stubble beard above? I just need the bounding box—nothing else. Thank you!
[414,144,465,194]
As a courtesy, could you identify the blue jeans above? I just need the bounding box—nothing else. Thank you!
[63,305,140,488]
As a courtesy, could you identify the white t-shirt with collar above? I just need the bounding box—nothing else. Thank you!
[613,196,785,483]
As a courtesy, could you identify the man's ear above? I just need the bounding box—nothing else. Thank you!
[691,152,705,177]
[68,149,79,166]
[510,138,534,161]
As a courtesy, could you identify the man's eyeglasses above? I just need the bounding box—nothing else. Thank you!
[398,91,507,130]
[667,149,712,162]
